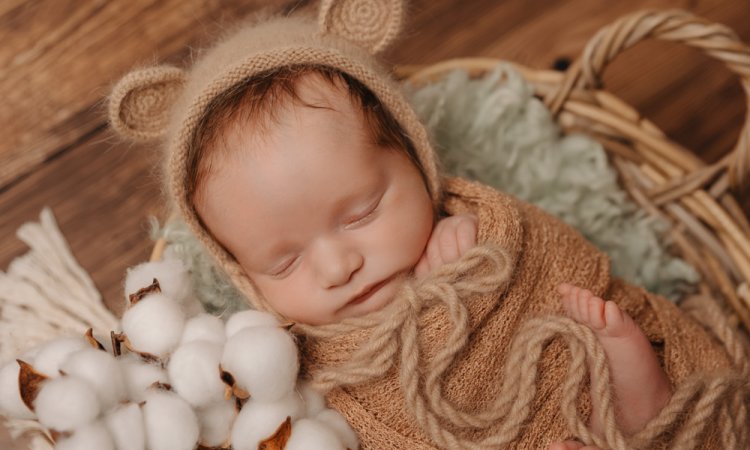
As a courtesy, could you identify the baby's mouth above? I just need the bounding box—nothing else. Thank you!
[346,276,394,307]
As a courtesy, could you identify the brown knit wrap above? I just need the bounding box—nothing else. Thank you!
[296,178,742,449]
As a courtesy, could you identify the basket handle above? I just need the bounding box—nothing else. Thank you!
[545,9,750,190]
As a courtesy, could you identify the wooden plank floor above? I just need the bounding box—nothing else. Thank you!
[2,0,750,447]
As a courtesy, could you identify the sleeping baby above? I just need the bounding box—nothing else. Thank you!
[109,1,737,448]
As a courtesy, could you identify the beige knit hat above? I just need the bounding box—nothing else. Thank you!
[108,0,442,314]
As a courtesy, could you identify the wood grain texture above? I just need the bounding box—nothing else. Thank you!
[1,0,750,447]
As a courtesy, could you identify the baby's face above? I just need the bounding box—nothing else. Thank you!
[197,74,434,325]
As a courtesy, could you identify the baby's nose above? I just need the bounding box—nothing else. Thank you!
[311,238,363,288]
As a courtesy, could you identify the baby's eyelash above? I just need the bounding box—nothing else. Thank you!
[345,196,382,227]
[270,256,298,278]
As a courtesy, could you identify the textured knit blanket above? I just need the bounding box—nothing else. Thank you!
[298,177,734,449]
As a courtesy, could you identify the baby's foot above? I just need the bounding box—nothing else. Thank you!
[558,283,672,436]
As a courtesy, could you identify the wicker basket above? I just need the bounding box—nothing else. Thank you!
[152,9,750,335]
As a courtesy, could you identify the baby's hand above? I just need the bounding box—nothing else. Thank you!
[415,213,478,278]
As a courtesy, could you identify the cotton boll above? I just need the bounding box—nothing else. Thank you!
[104,403,145,450]
[167,341,225,407]
[60,348,127,410]
[224,310,279,338]
[121,293,185,357]
[33,337,88,377]
[142,390,199,450]
[55,421,115,450]
[298,382,326,416]
[316,409,359,450]
[284,418,345,450]
[181,313,226,346]
[119,355,168,403]
[35,376,100,431]
[221,326,298,402]
[124,259,191,305]
[196,399,236,448]
[0,361,35,419]
[230,391,304,450]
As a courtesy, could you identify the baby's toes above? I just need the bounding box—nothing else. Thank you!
[577,289,594,323]
[586,295,606,330]
[601,300,635,338]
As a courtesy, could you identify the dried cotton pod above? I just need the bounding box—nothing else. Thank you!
[119,355,169,403]
[121,293,185,358]
[0,361,35,419]
[104,402,146,450]
[316,409,359,450]
[124,259,191,305]
[180,313,226,346]
[60,348,127,410]
[142,390,199,450]
[284,418,346,450]
[196,399,236,448]
[220,326,298,402]
[55,421,115,450]
[297,382,326,417]
[34,375,100,432]
[167,341,225,408]
[33,336,88,377]
[230,392,304,450]
[224,310,279,339]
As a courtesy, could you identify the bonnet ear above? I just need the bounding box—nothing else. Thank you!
[109,65,186,142]
[318,0,405,54]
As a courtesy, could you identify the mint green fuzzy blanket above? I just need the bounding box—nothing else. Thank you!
[154,64,698,316]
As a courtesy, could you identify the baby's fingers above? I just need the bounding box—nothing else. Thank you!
[455,214,478,255]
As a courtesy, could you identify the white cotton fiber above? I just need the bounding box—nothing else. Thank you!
[119,355,168,403]
[181,313,226,346]
[121,293,185,357]
[60,348,127,410]
[230,392,304,450]
[298,382,326,417]
[124,259,191,304]
[284,418,346,450]
[33,336,88,377]
[55,421,115,450]
[316,409,360,450]
[224,310,279,338]
[221,326,298,402]
[142,390,199,450]
[196,399,236,447]
[167,341,225,407]
[0,361,35,419]
[35,376,100,431]
[104,402,145,450]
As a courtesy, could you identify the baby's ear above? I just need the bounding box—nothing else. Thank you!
[108,65,186,142]
[318,0,405,54]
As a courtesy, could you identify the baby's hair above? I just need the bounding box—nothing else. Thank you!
[188,64,425,207]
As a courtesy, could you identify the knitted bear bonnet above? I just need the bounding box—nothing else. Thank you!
[109,0,442,314]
